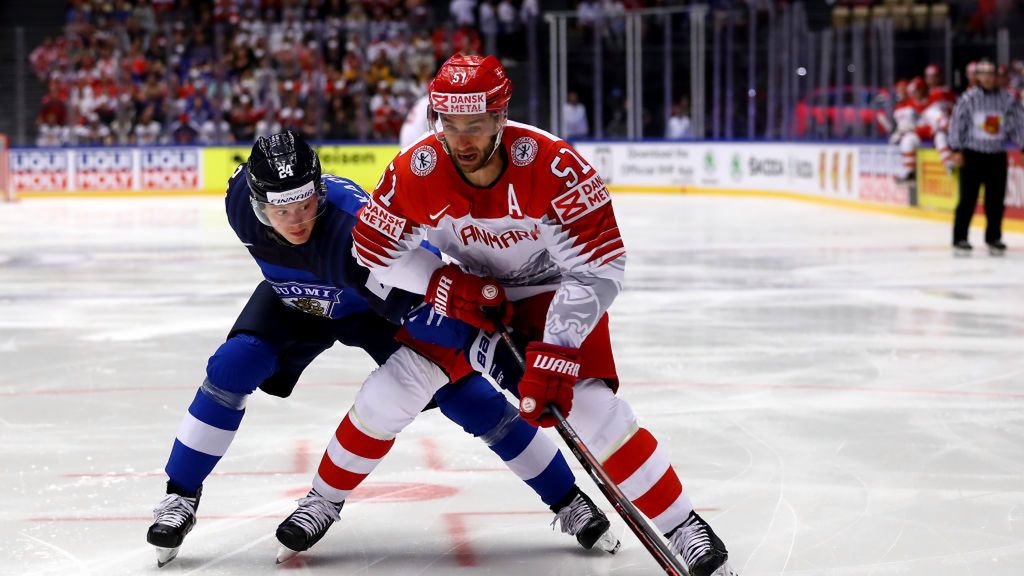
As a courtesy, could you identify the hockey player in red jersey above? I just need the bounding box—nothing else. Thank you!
[920,64,957,169]
[890,77,927,180]
[337,54,736,576]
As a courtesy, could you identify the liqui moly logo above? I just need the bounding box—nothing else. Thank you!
[76,149,134,190]
[141,148,200,189]
[431,92,487,114]
[10,150,69,191]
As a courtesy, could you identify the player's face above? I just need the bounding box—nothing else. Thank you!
[440,113,500,173]
[264,195,318,244]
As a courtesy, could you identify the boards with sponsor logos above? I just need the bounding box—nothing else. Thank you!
[917,148,1024,220]
[18,142,975,219]
[574,142,901,204]
[11,148,200,195]
[9,145,397,196]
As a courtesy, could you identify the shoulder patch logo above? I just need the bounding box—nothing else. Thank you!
[511,136,539,167]
[411,145,438,176]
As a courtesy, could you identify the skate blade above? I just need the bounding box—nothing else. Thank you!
[953,249,972,258]
[155,546,179,568]
[276,546,301,564]
[594,530,621,555]
[989,248,1006,257]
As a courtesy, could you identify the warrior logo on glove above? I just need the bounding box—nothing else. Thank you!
[425,263,512,332]
[518,342,580,427]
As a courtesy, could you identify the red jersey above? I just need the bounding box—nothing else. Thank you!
[352,121,626,348]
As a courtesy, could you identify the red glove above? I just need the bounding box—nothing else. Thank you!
[518,342,579,427]
[424,264,512,332]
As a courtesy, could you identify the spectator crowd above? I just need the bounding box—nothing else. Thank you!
[28,0,540,146]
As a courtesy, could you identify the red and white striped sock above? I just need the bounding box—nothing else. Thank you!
[602,427,693,534]
[312,410,395,503]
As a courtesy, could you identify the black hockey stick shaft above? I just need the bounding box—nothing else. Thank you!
[497,329,687,576]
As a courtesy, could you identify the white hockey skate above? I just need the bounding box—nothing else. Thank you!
[275,489,343,563]
[667,510,737,576]
[146,487,201,568]
[551,489,621,554]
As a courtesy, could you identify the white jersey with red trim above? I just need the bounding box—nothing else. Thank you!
[893,99,922,134]
[921,87,955,131]
[351,121,626,349]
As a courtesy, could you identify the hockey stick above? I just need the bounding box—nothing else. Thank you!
[496,329,688,576]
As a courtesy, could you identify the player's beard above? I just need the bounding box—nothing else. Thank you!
[453,145,488,173]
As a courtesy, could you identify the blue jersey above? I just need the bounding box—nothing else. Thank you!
[225,166,423,323]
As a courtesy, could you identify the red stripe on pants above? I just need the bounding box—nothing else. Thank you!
[602,428,658,485]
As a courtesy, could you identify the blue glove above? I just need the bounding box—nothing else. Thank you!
[401,304,476,350]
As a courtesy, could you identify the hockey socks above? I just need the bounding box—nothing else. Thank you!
[484,402,575,507]
[312,379,576,509]
[313,411,395,502]
[164,385,246,494]
[603,427,694,534]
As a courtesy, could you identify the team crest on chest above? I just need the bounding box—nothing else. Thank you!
[411,145,438,176]
[270,281,342,318]
[511,137,539,167]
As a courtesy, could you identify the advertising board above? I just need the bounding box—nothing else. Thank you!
[10,150,70,192]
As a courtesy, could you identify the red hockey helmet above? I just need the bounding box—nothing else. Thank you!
[428,54,512,118]
[427,54,513,163]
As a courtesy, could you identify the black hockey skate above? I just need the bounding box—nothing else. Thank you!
[667,510,737,576]
[275,489,344,563]
[987,240,1007,256]
[551,487,620,554]
[146,484,201,567]
[953,240,973,256]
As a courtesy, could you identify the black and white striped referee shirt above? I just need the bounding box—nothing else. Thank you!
[949,86,1024,153]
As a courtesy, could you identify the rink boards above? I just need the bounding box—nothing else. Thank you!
[6,141,1024,229]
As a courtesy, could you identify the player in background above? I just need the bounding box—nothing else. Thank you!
[890,77,927,180]
[921,64,957,170]
[400,93,431,149]
[145,131,617,567]
[294,54,737,576]
[876,79,907,135]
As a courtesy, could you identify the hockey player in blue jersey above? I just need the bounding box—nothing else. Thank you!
[146,131,618,567]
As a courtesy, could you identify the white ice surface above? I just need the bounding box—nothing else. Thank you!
[1,194,1022,576]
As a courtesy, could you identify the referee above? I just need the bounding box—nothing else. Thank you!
[948,59,1024,256]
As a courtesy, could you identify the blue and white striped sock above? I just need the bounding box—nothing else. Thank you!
[164,385,245,495]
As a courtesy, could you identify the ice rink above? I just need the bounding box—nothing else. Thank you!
[1,193,1023,576]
